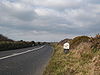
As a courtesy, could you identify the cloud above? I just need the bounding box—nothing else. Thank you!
[0,0,100,41]
[33,0,82,9]
[0,1,37,21]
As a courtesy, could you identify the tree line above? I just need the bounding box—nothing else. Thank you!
[0,34,46,51]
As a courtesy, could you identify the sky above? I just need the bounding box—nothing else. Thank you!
[0,0,100,42]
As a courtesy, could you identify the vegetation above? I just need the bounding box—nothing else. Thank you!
[0,41,34,51]
[90,34,100,51]
[0,34,44,51]
[43,34,100,75]
[58,38,72,46]
[70,36,90,49]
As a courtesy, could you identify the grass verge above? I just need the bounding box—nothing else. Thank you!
[43,43,100,75]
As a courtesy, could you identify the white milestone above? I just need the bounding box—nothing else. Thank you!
[63,42,70,49]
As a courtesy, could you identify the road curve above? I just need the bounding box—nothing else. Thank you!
[0,45,53,75]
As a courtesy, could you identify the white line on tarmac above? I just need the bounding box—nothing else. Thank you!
[0,45,45,60]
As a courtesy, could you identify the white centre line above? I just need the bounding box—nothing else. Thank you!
[0,45,45,60]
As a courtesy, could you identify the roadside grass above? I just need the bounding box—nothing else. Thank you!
[43,35,100,75]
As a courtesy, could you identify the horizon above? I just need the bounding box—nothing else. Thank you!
[0,0,100,42]
[1,33,97,42]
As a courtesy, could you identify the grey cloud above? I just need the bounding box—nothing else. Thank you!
[0,0,100,41]
[87,0,100,4]
[13,10,37,21]
[0,1,37,21]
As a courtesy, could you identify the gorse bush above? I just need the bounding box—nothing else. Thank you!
[70,36,90,49]
[89,34,100,51]
[70,34,100,50]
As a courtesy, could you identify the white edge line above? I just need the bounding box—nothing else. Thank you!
[0,45,45,60]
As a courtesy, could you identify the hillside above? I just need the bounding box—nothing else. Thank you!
[43,34,100,75]
[0,34,13,41]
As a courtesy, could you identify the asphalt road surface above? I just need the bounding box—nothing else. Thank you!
[0,45,53,75]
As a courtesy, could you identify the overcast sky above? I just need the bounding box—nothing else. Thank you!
[0,0,100,42]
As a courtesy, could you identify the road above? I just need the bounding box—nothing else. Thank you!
[0,45,53,75]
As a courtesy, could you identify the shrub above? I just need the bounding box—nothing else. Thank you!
[0,41,34,51]
[89,34,100,51]
[70,36,90,49]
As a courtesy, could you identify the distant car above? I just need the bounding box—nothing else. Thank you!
[32,44,35,46]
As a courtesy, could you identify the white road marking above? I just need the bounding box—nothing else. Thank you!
[0,45,45,60]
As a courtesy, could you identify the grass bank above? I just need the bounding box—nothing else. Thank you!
[43,35,100,75]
